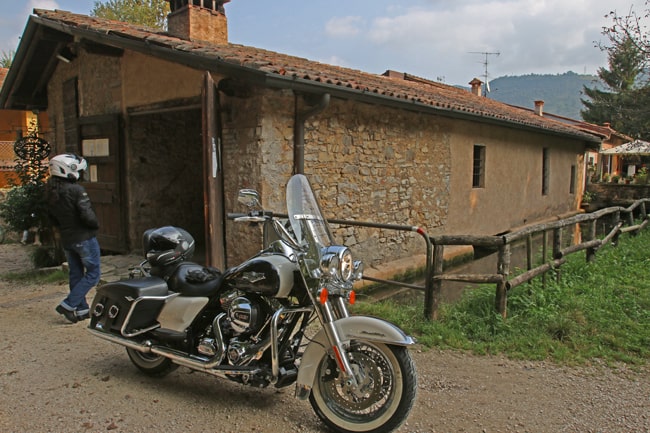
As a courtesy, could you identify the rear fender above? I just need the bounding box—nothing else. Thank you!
[295,315,415,399]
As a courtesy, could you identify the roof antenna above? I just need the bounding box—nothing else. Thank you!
[469,51,500,96]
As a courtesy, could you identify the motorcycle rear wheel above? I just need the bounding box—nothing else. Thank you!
[309,341,417,433]
[126,347,179,377]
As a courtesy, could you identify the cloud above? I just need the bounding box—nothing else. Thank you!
[325,16,364,38]
[334,0,620,83]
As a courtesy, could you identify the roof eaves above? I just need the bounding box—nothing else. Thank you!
[262,73,600,144]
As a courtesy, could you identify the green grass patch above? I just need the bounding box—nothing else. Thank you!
[0,269,68,284]
[352,229,650,366]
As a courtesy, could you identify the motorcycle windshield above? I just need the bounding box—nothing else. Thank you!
[286,174,333,276]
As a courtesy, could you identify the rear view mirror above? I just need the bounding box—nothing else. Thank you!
[238,189,260,208]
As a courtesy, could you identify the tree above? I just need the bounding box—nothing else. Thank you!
[602,1,650,72]
[582,37,646,132]
[581,5,650,139]
[0,118,51,234]
[0,50,14,68]
[91,0,170,29]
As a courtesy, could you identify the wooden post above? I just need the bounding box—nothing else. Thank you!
[586,220,597,262]
[542,230,548,289]
[495,243,510,318]
[553,228,562,283]
[627,210,637,236]
[612,210,621,246]
[526,234,533,271]
[640,202,647,220]
[426,244,444,320]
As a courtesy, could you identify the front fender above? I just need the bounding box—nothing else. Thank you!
[295,315,415,400]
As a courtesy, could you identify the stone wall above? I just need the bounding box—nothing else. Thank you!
[586,183,650,207]
[303,98,450,267]
[221,90,451,267]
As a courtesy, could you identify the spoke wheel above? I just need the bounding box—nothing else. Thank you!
[126,347,179,377]
[309,341,416,433]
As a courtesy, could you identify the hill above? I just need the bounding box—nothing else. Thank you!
[485,71,604,119]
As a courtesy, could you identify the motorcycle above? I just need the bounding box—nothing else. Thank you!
[88,174,417,433]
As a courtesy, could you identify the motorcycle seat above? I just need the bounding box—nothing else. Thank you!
[167,262,222,297]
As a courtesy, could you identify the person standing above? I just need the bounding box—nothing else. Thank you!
[47,154,101,323]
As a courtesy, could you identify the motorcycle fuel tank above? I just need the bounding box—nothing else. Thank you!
[224,253,295,298]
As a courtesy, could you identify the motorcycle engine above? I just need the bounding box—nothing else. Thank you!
[219,291,271,366]
[227,296,265,335]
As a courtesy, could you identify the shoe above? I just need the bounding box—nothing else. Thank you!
[55,304,78,323]
[76,312,90,321]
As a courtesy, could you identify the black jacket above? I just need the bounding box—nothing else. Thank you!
[47,178,99,246]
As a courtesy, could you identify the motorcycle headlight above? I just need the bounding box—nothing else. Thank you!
[320,246,355,282]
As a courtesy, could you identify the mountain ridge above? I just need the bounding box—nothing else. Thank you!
[475,71,604,120]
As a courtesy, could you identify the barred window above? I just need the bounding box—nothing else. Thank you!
[472,145,485,188]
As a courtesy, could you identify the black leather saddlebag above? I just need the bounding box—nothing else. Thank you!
[90,277,170,336]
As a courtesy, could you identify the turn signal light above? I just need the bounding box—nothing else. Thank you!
[319,288,329,305]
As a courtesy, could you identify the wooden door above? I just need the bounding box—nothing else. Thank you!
[78,115,125,252]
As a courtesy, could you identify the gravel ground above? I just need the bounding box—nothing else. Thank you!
[0,243,648,433]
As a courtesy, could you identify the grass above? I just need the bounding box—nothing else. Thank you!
[0,269,68,284]
[352,228,650,366]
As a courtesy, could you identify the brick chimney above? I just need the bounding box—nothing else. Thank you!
[166,0,230,45]
[534,100,544,116]
[469,78,483,96]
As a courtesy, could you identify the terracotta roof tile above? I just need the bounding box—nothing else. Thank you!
[32,9,598,142]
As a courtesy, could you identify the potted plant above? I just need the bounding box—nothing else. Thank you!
[635,167,648,184]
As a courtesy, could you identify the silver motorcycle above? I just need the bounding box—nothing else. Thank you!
[88,174,417,433]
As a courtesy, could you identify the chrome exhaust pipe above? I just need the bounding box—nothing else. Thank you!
[87,314,259,378]
[88,328,153,352]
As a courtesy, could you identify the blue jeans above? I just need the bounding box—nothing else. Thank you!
[60,237,101,316]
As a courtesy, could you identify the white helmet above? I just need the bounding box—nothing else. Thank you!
[49,154,88,180]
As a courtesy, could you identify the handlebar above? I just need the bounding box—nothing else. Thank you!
[227,211,275,223]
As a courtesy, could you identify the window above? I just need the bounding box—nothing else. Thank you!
[569,165,576,194]
[472,145,485,188]
[542,148,549,195]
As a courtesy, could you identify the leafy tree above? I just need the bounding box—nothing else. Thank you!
[581,37,647,135]
[602,1,650,71]
[581,4,650,138]
[0,119,51,234]
[0,50,14,68]
[91,0,170,29]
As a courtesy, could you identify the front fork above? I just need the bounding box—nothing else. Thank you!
[317,295,359,387]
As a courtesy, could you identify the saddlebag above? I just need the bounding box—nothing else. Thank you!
[90,277,172,337]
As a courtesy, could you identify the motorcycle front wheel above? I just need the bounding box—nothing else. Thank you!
[126,347,179,377]
[309,341,417,433]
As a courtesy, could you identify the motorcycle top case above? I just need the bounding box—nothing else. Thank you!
[90,277,169,336]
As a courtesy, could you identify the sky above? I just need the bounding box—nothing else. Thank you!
[0,0,641,87]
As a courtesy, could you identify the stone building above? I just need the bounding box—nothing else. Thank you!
[0,2,601,270]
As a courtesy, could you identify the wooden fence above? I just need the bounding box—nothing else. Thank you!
[426,198,650,320]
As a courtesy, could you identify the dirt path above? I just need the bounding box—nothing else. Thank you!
[0,243,648,432]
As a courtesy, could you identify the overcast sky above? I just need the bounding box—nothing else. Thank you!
[0,0,640,86]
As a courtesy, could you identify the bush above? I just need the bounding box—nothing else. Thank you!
[0,183,47,232]
[31,246,61,268]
